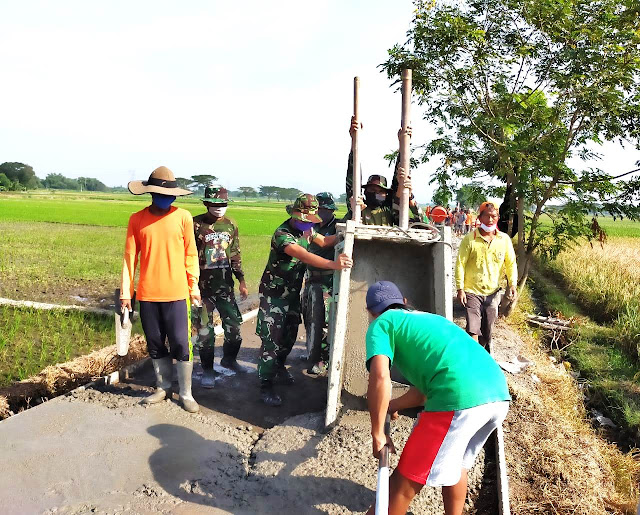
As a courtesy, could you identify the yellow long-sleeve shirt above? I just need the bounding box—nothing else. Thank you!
[120,206,200,301]
[455,228,517,295]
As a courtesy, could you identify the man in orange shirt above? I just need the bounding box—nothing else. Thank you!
[120,166,201,413]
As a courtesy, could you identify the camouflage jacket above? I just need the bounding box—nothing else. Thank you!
[344,151,395,226]
[259,219,316,298]
[193,213,244,281]
[307,216,337,272]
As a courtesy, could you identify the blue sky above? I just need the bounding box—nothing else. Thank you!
[1,1,638,203]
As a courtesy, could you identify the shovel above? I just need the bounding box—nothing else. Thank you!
[114,288,134,356]
[375,414,391,515]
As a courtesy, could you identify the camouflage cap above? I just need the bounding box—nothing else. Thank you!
[289,193,322,223]
[315,191,337,211]
[364,174,390,190]
[201,185,233,204]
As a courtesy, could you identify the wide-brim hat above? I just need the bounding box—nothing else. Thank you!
[364,174,391,190]
[202,185,233,204]
[315,191,337,211]
[128,166,192,196]
[290,193,322,223]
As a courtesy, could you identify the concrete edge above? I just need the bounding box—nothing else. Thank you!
[495,424,510,515]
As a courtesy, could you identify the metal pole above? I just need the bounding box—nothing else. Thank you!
[352,77,362,224]
[399,69,412,230]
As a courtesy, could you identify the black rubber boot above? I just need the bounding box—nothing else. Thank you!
[275,365,295,385]
[260,381,282,407]
[199,346,215,371]
[220,339,248,373]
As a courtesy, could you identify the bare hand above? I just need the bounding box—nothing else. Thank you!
[389,410,399,421]
[349,116,362,137]
[239,281,249,300]
[397,125,412,141]
[397,167,412,191]
[191,293,202,307]
[349,195,367,213]
[121,299,132,313]
[457,289,467,307]
[509,285,518,299]
[333,253,353,270]
[372,432,396,459]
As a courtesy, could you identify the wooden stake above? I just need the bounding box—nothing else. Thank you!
[352,77,362,224]
[399,69,412,230]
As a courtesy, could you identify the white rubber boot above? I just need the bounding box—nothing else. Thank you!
[142,357,173,404]
[176,361,200,413]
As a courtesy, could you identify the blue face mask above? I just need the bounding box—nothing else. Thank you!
[292,219,314,232]
[151,193,176,210]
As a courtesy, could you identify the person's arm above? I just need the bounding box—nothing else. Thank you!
[183,215,201,303]
[368,355,395,459]
[120,216,139,310]
[504,237,518,297]
[284,243,352,270]
[312,233,339,248]
[388,386,427,418]
[229,222,248,298]
[455,236,470,306]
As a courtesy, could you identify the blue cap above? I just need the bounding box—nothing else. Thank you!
[366,281,405,314]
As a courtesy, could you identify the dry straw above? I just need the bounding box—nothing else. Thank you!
[0,335,148,419]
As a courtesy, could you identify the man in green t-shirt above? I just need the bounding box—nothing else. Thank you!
[363,281,510,515]
[256,194,353,406]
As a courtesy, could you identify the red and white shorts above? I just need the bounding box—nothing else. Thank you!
[397,401,509,487]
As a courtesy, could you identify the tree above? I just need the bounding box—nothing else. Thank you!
[431,186,452,207]
[281,187,302,202]
[384,0,640,289]
[43,173,79,190]
[338,193,347,204]
[175,177,194,191]
[78,177,109,192]
[456,182,488,210]
[259,185,279,201]
[190,175,218,191]
[0,173,11,191]
[238,186,257,200]
[0,162,41,189]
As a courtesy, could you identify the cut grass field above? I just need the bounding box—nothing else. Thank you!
[0,305,116,387]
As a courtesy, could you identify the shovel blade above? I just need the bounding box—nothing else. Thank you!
[115,309,132,356]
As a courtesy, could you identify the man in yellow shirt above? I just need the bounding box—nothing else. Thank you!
[121,166,201,413]
[454,201,517,351]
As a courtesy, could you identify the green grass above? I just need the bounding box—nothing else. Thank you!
[596,217,640,238]
[0,305,116,387]
[529,267,640,440]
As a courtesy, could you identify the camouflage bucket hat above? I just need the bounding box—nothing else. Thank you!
[290,193,322,223]
[364,174,390,190]
[201,185,232,204]
[315,191,337,211]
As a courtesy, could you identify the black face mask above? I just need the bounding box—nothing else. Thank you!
[365,191,386,208]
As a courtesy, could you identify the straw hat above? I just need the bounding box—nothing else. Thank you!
[128,166,192,196]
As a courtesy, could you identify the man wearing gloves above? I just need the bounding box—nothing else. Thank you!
[192,185,249,388]
[121,166,201,413]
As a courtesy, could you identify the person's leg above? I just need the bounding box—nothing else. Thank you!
[442,469,468,515]
[217,286,246,372]
[163,299,199,412]
[464,292,483,342]
[275,295,301,385]
[479,290,503,352]
[365,469,423,515]
[256,295,286,406]
[306,282,325,372]
[139,301,173,404]
[198,295,217,388]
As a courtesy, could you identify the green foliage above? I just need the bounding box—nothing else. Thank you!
[238,186,257,200]
[43,173,80,190]
[259,185,279,201]
[0,173,11,191]
[431,185,452,206]
[455,182,487,209]
[383,0,640,278]
[190,174,218,190]
[0,162,41,189]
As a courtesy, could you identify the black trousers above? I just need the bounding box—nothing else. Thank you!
[139,299,192,362]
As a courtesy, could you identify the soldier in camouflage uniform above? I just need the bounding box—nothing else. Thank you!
[256,193,353,406]
[303,192,339,375]
[346,117,415,225]
[192,185,249,388]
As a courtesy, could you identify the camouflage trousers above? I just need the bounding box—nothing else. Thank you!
[256,292,301,381]
[302,273,333,364]
[191,276,243,370]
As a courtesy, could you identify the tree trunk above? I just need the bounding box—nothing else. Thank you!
[501,194,528,317]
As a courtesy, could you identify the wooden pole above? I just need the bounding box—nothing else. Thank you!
[399,69,412,230]
[352,77,362,224]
